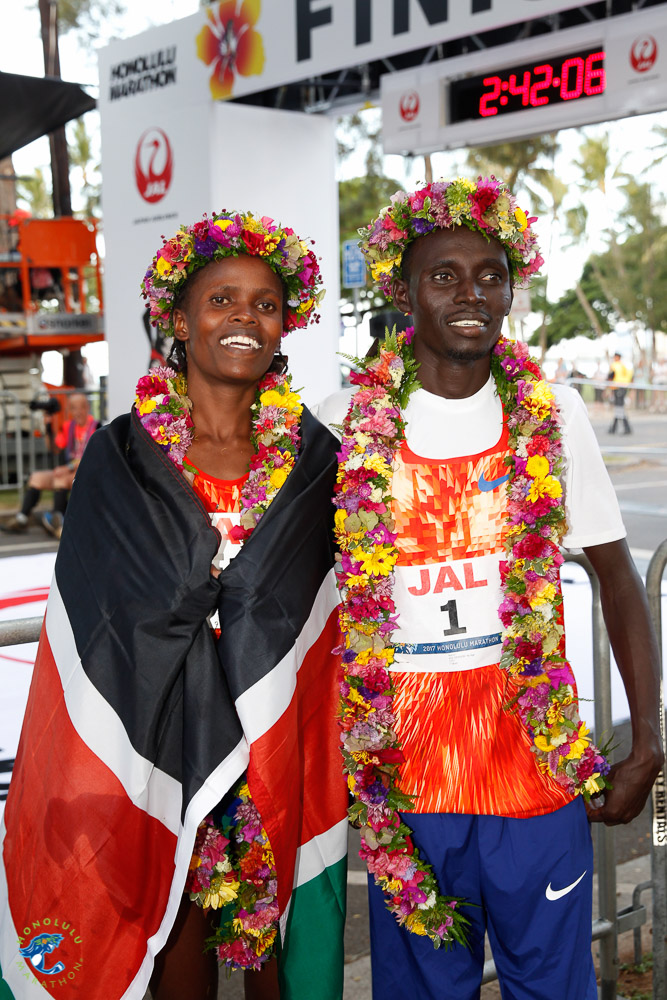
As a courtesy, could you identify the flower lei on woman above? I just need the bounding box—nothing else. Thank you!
[135,207,318,971]
[135,366,303,969]
[335,175,611,948]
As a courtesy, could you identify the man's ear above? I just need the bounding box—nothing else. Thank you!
[392,278,411,315]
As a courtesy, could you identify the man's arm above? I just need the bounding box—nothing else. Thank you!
[582,538,664,824]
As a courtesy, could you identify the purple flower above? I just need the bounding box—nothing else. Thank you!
[412,218,435,235]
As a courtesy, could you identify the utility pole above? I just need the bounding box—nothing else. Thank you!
[38,0,72,218]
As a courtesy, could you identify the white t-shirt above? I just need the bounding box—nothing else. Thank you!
[314,375,625,551]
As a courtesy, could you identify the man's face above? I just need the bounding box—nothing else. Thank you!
[68,394,89,425]
[392,226,513,364]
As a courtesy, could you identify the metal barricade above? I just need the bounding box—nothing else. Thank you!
[646,540,667,1000]
[0,387,107,500]
[567,377,667,416]
[0,390,24,499]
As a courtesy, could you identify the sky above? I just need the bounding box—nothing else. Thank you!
[4,1,667,379]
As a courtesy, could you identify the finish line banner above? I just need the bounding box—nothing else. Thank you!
[100,1,582,108]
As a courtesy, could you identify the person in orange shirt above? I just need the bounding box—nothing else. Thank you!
[316,177,663,1000]
[1,392,99,539]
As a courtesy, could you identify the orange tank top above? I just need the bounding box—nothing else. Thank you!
[187,463,248,572]
[390,428,573,818]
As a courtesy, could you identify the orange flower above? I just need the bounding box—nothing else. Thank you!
[196,0,265,100]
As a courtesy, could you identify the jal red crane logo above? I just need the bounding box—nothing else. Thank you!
[630,35,658,74]
[399,91,420,122]
[134,128,173,204]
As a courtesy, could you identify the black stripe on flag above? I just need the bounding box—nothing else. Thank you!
[53,405,338,812]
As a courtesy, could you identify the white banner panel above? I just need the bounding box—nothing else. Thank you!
[382,5,667,152]
[208,102,340,404]
[99,15,340,417]
[98,1,582,109]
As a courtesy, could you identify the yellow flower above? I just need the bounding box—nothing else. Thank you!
[260,389,285,407]
[546,703,564,726]
[584,774,605,796]
[352,544,398,576]
[205,877,240,908]
[528,476,562,502]
[344,573,370,588]
[238,783,250,798]
[363,454,392,477]
[213,218,234,233]
[515,206,528,232]
[296,297,313,314]
[403,913,428,935]
[156,256,173,276]
[270,466,289,489]
[525,455,550,479]
[371,257,400,280]
[567,723,591,759]
[529,582,556,608]
[260,235,280,256]
[534,734,556,753]
[334,509,347,532]
[347,685,370,707]
[524,380,554,418]
[137,398,157,415]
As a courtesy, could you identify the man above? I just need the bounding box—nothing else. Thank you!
[2,392,99,539]
[316,177,663,999]
[608,351,633,434]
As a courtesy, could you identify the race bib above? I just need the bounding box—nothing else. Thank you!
[392,552,503,672]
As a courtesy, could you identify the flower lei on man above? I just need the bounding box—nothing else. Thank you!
[135,209,320,971]
[334,176,611,949]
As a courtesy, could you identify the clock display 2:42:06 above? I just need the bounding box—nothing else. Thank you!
[449,47,606,122]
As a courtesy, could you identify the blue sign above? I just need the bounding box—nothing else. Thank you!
[342,239,367,288]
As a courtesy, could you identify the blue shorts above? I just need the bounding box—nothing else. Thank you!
[367,799,597,1000]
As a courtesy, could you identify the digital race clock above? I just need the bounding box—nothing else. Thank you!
[449,46,606,123]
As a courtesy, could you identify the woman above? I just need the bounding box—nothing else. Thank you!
[0,212,348,1000]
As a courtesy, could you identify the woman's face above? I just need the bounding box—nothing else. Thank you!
[172,255,284,386]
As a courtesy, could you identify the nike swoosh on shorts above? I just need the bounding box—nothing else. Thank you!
[477,471,510,492]
[545,870,587,901]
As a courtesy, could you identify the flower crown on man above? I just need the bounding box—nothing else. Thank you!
[359,175,544,301]
[141,210,325,337]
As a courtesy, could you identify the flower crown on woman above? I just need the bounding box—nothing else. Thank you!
[141,210,325,337]
[359,175,544,301]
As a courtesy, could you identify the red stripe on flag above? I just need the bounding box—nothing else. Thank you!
[247,608,347,912]
[4,632,177,998]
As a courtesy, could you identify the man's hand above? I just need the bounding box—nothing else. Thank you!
[586,744,663,824]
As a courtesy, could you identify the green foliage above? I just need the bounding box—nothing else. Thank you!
[465,134,560,205]
[338,174,404,313]
[16,167,53,218]
[620,952,653,974]
[67,117,101,217]
[57,0,125,39]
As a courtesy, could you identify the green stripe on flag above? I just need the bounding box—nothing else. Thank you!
[0,964,16,1000]
[279,856,347,1000]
